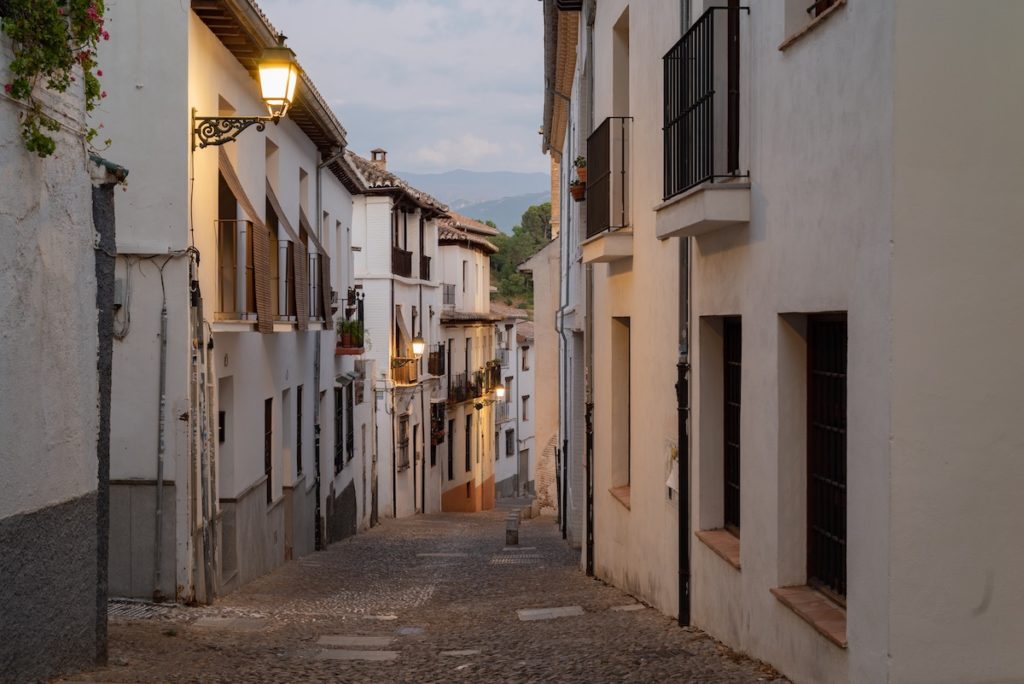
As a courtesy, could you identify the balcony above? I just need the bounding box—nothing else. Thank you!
[308,252,324,321]
[275,239,296,322]
[447,371,475,405]
[427,343,446,376]
[497,348,511,368]
[215,219,256,321]
[392,246,413,278]
[496,400,513,424]
[443,283,456,310]
[335,320,364,356]
[657,6,751,241]
[420,254,432,281]
[582,117,633,264]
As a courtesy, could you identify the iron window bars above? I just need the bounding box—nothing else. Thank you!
[663,5,748,200]
[723,317,741,534]
[586,116,633,239]
[807,314,848,601]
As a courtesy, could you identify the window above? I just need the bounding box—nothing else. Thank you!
[465,414,472,472]
[345,383,355,462]
[334,387,344,474]
[521,395,530,422]
[723,318,741,534]
[521,346,530,371]
[611,317,631,488]
[505,429,515,458]
[296,385,303,476]
[266,199,280,317]
[398,415,410,469]
[447,418,455,480]
[465,337,472,374]
[782,0,843,49]
[462,260,467,293]
[264,398,273,505]
[807,314,847,601]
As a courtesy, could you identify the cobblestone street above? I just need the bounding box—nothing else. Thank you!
[62,510,783,683]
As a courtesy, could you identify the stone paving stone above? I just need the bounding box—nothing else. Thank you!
[516,606,585,621]
[315,649,399,661]
[610,603,646,612]
[191,617,266,630]
[416,552,468,557]
[67,511,788,683]
[317,635,394,647]
[439,649,481,657]
[396,626,424,636]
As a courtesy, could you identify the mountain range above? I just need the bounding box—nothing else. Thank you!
[395,169,550,233]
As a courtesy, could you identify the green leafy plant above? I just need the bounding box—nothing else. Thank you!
[573,155,586,168]
[1,0,108,157]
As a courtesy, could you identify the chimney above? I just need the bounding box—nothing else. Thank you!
[370,148,387,169]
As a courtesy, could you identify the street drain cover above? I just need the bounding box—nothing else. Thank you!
[490,554,542,565]
[108,600,172,620]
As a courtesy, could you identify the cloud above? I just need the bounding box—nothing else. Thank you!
[257,0,547,173]
[414,134,502,168]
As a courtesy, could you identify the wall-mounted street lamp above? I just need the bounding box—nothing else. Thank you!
[411,335,426,357]
[494,383,506,399]
[192,39,300,150]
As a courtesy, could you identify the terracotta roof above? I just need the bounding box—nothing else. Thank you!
[344,151,448,215]
[440,310,504,324]
[517,321,535,344]
[490,302,529,320]
[438,225,498,255]
[439,211,502,237]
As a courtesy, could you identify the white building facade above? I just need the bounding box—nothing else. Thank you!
[543,1,1024,683]
[491,304,535,499]
[347,150,446,518]
[102,0,363,602]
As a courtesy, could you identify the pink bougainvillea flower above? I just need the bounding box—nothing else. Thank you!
[101,91,107,98]
[96,70,103,77]
[102,31,110,40]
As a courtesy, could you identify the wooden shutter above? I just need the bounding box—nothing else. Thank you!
[320,252,333,328]
[218,149,273,333]
[294,245,309,331]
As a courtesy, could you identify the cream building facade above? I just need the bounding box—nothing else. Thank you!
[543,1,1024,683]
[437,213,501,512]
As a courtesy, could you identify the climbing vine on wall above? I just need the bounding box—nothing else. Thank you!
[0,0,107,157]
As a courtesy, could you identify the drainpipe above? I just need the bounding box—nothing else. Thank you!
[314,147,346,549]
[152,283,169,601]
[583,0,596,579]
[677,0,693,629]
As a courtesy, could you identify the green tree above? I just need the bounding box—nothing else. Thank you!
[486,202,551,309]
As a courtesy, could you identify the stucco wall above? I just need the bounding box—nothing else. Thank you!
[888,3,1024,683]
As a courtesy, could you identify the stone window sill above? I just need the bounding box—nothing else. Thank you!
[609,485,631,510]
[778,0,846,51]
[695,529,741,570]
[770,585,847,648]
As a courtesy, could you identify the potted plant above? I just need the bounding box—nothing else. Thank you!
[569,178,586,202]
[573,155,587,183]
[337,319,352,348]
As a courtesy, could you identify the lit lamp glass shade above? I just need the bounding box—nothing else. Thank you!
[258,46,299,119]
[411,336,426,357]
[495,383,506,399]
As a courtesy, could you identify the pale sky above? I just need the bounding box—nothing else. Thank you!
[258,0,547,174]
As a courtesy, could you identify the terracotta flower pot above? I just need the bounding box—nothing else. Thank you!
[576,167,587,183]
[570,183,586,201]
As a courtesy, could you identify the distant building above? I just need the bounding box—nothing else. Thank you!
[491,303,534,499]
[347,149,447,518]
[437,213,502,511]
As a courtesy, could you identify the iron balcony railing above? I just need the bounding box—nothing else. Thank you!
[392,246,413,278]
[447,371,475,405]
[215,219,256,319]
[495,400,513,424]
[428,343,446,376]
[276,239,296,320]
[443,283,456,309]
[586,116,632,239]
[497,348,511,368]
[308,252,324,320]
[663,6,748,200]
[420,254,432,281]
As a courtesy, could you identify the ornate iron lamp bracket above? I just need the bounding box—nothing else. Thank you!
[192,111,278,150]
